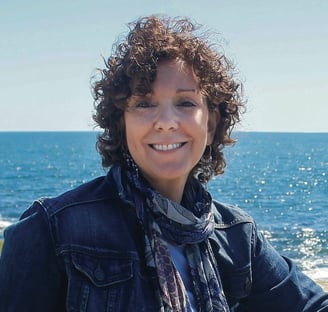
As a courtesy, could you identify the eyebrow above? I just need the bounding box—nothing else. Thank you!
[176,88,196,94]
[131,88,197,97]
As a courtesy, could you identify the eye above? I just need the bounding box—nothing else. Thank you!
[178,100,196,107]
[135,100,155,108]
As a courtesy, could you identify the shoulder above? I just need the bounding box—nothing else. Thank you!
[17,169,121,238]
[27,171,118,219]
[210,200,256,249]
[16,168,136,253]
[42,175,113,213]
[212,200,255,228]
[210,200,257,264]
[11,172,112,232]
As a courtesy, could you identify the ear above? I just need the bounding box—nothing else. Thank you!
[207,109,220,145]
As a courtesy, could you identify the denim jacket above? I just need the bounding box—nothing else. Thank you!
[1,168,327,312]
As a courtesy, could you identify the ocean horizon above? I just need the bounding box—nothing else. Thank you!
[0,131,327,281]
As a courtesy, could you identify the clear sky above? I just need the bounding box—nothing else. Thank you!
[1,0,327,132]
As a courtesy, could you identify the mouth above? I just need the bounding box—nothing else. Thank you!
[150,142,186,151]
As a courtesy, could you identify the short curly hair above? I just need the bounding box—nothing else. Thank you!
[92,15,245,183]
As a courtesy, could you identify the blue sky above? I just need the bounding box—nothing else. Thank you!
[1,0,327,132]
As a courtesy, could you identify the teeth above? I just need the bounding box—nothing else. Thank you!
[152,143,182,151]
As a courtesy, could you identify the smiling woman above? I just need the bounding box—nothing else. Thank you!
[0,15,327,312]
[124,60,215,202]
[92,16,244,186]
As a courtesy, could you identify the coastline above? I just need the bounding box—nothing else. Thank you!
[318,281,328,292]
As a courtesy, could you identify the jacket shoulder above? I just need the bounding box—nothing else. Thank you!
[33,174,116,218]
[212,200,254,228]
[18,171,135,253]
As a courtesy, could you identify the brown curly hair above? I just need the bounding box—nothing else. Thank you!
[92,15,245,183]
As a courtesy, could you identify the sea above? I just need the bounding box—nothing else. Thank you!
[0,131,327,281]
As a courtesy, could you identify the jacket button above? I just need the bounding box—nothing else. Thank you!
[94,267,105,281]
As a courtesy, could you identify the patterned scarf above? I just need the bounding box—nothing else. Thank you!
[113,166,229,311]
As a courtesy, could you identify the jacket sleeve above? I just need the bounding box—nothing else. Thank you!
[238,230,328,312]
[0,202,66,312]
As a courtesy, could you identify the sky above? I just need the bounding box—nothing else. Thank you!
[0,0,327,132]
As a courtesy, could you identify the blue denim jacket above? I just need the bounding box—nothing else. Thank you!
[1,168,327,312]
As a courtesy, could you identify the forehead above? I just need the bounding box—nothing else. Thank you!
[130,59,200,95]
[154,60,199,88]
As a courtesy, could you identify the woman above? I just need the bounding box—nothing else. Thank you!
[0,15,327,312]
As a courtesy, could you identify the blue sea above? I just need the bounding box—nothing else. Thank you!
[0,131,327,281]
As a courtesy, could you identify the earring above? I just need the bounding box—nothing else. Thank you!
[123,151,139,176]
[199,145,213,184]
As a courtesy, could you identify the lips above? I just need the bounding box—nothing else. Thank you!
[151,143,185,151]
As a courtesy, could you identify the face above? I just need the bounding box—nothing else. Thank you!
[124,59,216,201]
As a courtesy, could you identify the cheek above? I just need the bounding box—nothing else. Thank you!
[194,111,210,134]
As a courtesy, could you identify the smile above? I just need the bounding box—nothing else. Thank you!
[151,143,184,151]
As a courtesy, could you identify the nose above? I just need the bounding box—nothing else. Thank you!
[154,103,179,131]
